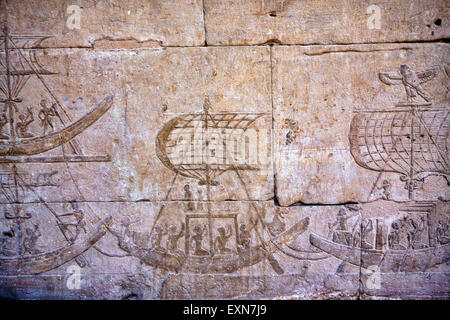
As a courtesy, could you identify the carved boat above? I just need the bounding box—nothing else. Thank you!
[119,217,310,274]
[0,95,114,156]
[0,216,111,275]
[182,216,310,274]
[310,233,450,272]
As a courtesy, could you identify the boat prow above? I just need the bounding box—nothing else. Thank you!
[0,95,114,157]
[0,216,111,275]
[310,233,450,272]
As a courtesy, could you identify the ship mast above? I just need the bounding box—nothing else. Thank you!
[2,23,16,142]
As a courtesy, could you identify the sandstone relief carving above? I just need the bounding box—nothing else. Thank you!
[307,66,449,275]
[109,97,311,275]
[350,64,448,201]
[0,2,448,300]
[0,24,113,275]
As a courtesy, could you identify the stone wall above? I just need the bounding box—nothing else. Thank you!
[0,0,448,299]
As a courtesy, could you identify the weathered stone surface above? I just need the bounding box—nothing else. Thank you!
[0,202,361,299]
[0,46,273,203]
[3,0,205,47]
[0,0,448,301]
[205,0,449,45]
[274,43,449,205]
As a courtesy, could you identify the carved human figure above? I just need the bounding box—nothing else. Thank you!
[0,226,16,256]
[22,224,41,255]
[388,221,407,250]
[184,184,194,211]
[38,99,57,134]
[191,224,209,256]
[238,223,251,250]
[379,179,391,200]
[150,225,167,250]
[16,107,34,138]
[329,209,352,246]
[353,219,373,249]
[0,112,8,139]
[436,219,450,245]
[57,201,87,242]
[407,216,429,249]
[166,222,185,253]
[214,224,233,255]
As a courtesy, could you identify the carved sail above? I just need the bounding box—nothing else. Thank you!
[0,217,111,275]
[156,111,264,184]
[349,110,449,178]
[0,95,114,156]
[310,233,449,272]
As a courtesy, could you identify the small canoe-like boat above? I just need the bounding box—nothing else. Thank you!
[310,233,450,272]
[0,95,114,156]
[0,216,111,275]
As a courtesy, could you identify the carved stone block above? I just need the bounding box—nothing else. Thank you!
[274,43,449,205]
[204,0,449,45]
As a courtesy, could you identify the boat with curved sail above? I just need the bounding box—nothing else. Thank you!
[0,24,114,276]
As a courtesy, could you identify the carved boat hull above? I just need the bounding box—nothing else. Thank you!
[0,217,111,275]
[0,95,114,156]
[124,217,310,274]
[310,233,450,272]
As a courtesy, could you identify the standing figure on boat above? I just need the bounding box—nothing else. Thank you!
[191,224,209,256]
[57,201,87,242]
[378,179,391,200]
[0,112,8,139]
[436,219,450,245]
[183,184,194,212]
[16,107,34,138]
[38,99,57,134]
[328,209,353,246]
[150,225,167,250]
[213,225,233,255]
[0,226,16,256]
[353,219,373,249]
[388,221,408,250]
[407,216,429,249]
[22,224,42,255]
[167,222,185,253]
[238,223,251,250]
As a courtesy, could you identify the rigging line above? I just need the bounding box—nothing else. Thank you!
[60,142,100,222]
[234,168,275,243]
[392,111,415,172]
[7,36,81,155]
[372,114,395,171]
[362,114,382,171]
[233,169,270,247]
[93,245,130,258]
[365,113,409,201]
[423,112,441,173]
[0,184,14,204]
[149,172,179,235]
[412,108,449,169]
[381,113,408,172]
[15,170,78,245]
